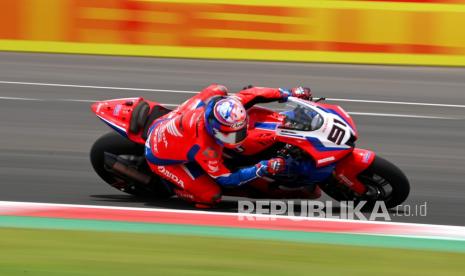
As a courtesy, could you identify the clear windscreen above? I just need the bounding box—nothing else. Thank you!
[280,100,324,131]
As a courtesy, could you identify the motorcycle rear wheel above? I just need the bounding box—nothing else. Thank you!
[90,131,170,198]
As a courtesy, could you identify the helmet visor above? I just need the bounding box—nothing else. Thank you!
[213,126,247,146]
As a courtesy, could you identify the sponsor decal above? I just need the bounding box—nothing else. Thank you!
[327,119,346,145]
[362,151,372,163]
[113,104,122,116]
[150,128,160,153]
[230,120,246,129]
[151,139,158,154]
[321,119,329,133]
[162,132,168,148]
[317,156,335,164]
[174,189,194,200]
[337,173,353,187]
[207,160,219,173]
[154,125,168,149]
[158,166,184,188]
[156,126,162,142]
[202,147,219,158]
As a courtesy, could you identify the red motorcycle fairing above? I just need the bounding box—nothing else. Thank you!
[91,97,160,145]
[333,148,375,194]
[315,102,358,136]
[238,106,284,156]
[240,99,373,196]
[241,102,357,168]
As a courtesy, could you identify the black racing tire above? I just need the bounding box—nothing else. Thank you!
[361,156,410,209]
[90,132,169,197]
[320,156,410,209]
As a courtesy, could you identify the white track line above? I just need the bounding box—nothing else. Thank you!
[0,80,198,94]
[329,98,465,108]
[1,80,464,108]
[347,112,455,120]
[0,96,178,107]
[0,96,459,119]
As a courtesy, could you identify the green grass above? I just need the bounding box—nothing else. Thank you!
[0,228,464,276]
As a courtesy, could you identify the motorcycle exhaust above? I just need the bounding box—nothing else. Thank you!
[104,152,152,185]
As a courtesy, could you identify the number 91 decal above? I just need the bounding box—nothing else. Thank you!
[327,119,346,145]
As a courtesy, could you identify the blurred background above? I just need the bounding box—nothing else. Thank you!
[1,0,465,65]
[0,1,464,275]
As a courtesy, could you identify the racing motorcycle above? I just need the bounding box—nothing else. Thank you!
[90,96,410,209]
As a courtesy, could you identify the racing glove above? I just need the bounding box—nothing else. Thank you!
[279,86,312,101]
[256,158,286,177]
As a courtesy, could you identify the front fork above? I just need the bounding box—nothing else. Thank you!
[333,148,376,195]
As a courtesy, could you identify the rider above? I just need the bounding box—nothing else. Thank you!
[145,84,312,207]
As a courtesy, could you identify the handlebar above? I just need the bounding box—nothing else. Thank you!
[313,97,326,103]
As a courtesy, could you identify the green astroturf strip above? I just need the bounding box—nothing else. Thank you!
[1,215,465,253]
[0,228,464,276]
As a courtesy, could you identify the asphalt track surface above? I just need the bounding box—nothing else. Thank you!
[0,52,464,225]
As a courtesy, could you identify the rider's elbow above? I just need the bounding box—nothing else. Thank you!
[216,175,240,187]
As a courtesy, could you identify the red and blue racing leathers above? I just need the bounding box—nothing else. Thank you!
[145,84,287,205]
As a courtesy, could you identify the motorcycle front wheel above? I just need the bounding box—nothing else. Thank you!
[320,156,410,209]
